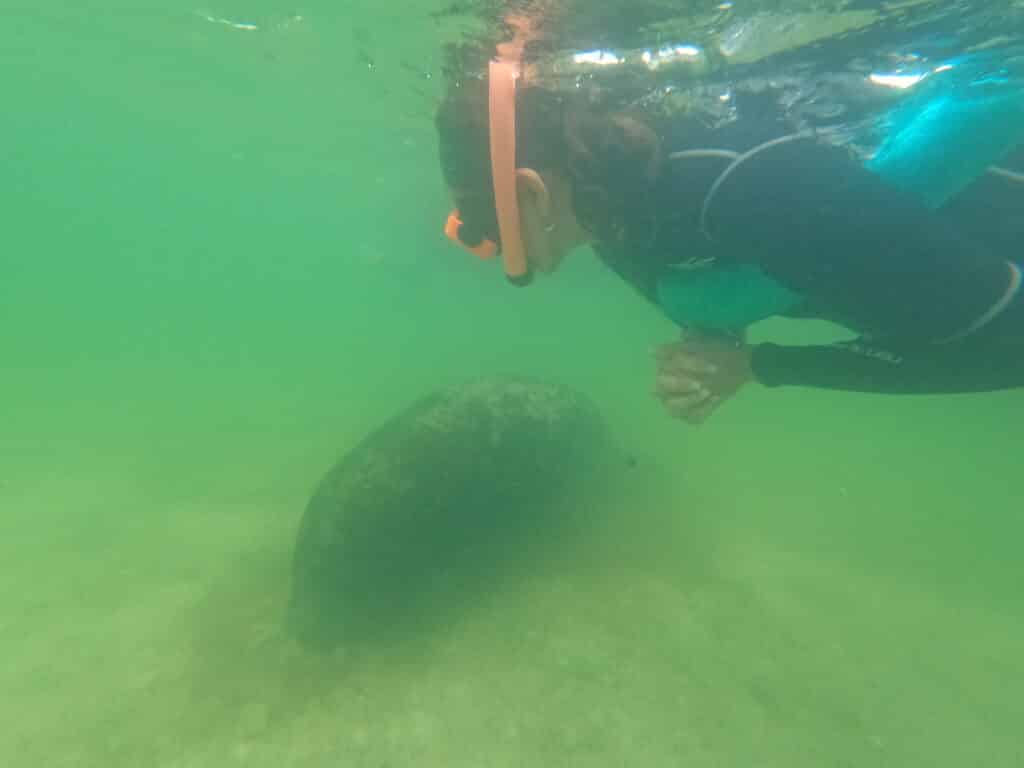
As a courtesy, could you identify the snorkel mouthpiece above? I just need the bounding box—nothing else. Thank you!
[444,211,498,260]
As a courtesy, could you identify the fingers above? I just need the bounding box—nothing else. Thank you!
[656,373,713,417]
[655,373,704,398]
[659,393,720,424]
[682,396,720,425]
[663,355,718,376]
[655,346,718,376]
[654,370,722,424]
[662,393,711,418]
[654,338,725,426]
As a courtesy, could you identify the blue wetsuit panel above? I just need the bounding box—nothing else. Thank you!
[656,263,803,330]
[867,53,1024,210]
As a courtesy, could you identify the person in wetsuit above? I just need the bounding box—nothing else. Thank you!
[436,74,1024,424]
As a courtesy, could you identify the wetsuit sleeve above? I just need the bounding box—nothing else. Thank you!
[750,324,1024,394]
[707,139,1022,393]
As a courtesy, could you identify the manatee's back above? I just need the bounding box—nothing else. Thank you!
[286,377,607,650]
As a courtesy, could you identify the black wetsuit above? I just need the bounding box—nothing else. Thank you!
[598,125,1024,395]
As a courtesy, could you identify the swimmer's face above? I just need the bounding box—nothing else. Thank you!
[445,169,590,276]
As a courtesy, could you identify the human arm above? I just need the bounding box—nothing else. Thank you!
[709,137,1024,394]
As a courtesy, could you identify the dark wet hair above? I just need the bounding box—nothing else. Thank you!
[435,67,664,248]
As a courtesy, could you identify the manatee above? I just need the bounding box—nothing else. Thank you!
[286,376,608,651]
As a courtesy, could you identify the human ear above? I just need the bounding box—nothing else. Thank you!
[514,168,552,221]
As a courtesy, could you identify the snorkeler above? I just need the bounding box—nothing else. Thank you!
[436,12,1024,425]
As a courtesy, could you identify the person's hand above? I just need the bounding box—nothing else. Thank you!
[654,334,753,425]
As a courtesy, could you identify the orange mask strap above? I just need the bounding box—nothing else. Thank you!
[488,58,528,282]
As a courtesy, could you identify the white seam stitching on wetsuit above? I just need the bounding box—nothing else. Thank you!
[694,133,812,240]
[935,261,1022,344]
[987,165,1024,184]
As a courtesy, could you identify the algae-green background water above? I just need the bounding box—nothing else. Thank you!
[3,4,1022,766]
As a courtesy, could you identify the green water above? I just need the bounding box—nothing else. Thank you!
[3,4,1023,766]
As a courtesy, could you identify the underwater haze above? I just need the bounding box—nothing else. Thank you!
[3,2,1023,766]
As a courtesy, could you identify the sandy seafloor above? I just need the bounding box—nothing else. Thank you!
[3,355,1022,768]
